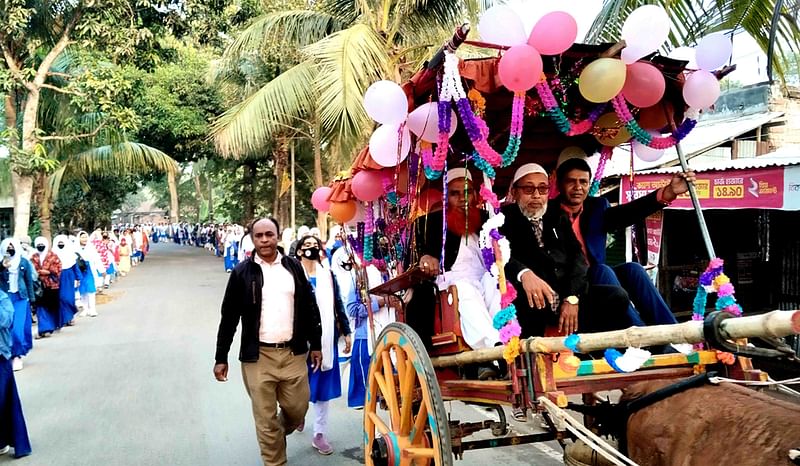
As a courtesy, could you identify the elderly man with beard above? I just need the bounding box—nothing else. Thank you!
[407,168,501,378]
[500,163,630,338]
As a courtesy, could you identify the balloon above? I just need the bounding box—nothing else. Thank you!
[695,33,733,71]
[528,11,577,55]
[345,201,367,227]
[668,46,698,69]
[369,124,412,167]
[351,170,385,202]
[593,113,631,146]
[311,186,332,212]
[329,200,357,223]
[621,5,670,63]
[683,70,721,109]
[363,80,408,125]
[498,45,543,92]
[407,102,457,143]
[578,58,627,103]
[478,5,528,47]
[622,62,666,108]
[637,101,673,130]
[633,131,666,162]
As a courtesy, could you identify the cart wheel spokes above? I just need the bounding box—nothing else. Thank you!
[364,323,452,466]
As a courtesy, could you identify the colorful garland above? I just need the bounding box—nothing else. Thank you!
[612,95,697,149]
[363,201,375,262]
[421,142,442,180]
[692,257,744,320]
[588,146,613,197]
[501,92,525,168]
[535,79,606,136]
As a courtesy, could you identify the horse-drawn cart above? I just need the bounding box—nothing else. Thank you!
[316,10,800,465]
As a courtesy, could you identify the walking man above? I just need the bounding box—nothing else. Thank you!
[214,217,323,466]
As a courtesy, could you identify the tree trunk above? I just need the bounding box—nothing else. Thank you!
[37,174,53,240]
[11,88,42,238]
[313,116,327,239]
[207,177,214,222]
[242,160,256,224]
[167,170,179,223]
[273,139,288,229]
[192,175,204,223]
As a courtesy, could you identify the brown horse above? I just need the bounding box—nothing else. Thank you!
[621,379,800,466]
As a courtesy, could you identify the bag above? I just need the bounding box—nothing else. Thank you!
[32,277,44,301]
[75,253,88,274]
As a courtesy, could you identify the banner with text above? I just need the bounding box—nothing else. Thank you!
[620,167,787,209]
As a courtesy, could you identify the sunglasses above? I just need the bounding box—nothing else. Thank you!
[514,184,549,195]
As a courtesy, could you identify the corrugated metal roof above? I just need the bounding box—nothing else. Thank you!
[632,146,800,175]
[603,111,785,177]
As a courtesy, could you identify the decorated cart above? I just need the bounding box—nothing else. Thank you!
[310,5,800,466]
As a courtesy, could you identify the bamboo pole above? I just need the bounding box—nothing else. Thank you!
[430,310,800,368]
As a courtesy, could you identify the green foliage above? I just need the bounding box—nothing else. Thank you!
[1,128,58,175]
[51,174,139,231]
[0,158,12,198]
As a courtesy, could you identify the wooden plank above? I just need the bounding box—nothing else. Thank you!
[556,367,695,395]
[553,350,719,379]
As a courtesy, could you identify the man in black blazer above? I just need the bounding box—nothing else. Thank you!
[500,163,630,337]
[554,157,695,328]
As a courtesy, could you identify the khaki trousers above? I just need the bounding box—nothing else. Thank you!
[241,347,310,466]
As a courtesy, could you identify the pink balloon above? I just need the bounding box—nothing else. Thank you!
[528,11,577,55]
[311,186,332,212]
[351,170,384,202]
[633,131,665,162]
[682,70,720,109]
[622,62,666,108]
[407,102,458,143]
[369,124,411,167]
[498,44,543,92]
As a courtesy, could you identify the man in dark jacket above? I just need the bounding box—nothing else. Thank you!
[500,163,630,337]
[554,157,695,328]
[214,217,322,466]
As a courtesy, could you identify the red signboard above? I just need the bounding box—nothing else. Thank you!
[620,167,785,209]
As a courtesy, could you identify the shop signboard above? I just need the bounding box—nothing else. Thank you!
[784,165,800,211]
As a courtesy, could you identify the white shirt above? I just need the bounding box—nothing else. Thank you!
[255,253,296,343]
[437,233,486,288]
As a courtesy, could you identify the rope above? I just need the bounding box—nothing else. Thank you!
[539,398,640,466]
[709,376,800,386]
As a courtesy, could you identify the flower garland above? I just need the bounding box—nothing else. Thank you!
[477,181,522,364]
[535,79,606,136]
[363,201,375,262]
[420,142,442,180]
[501,92,525,168]
[604,347,652,373]
[588,146,613,197]
[611,95,697,149]
[467,88,486,118]
[692,257,743,320]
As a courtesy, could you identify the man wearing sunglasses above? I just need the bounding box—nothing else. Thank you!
[500,163,630,337]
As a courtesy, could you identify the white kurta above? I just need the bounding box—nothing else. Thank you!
[436,234,501,350]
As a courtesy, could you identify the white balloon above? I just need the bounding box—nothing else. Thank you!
[632,130,665,162]
[478,5,528,47]
[363,80,408,125]
[695,33,733,71]
[621,43,652,65]
[407,102,458,143]
[621,5,670,56]
[369,124,412,167]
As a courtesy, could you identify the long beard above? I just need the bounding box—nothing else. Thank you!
[446,207,482,237]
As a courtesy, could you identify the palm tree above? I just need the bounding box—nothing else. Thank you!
[588,0,800,81]
[211,0,487,161]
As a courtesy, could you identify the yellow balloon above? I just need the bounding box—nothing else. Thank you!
[579,58,627,103]
[593,112,631,146]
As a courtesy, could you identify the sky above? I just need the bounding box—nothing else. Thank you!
[504,0,767,85]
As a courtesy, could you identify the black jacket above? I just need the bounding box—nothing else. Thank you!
[500,203,588,299]
[215,254,322,364]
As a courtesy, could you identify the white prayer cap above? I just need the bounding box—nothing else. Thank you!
[557,146,587,167]
[445,167,472,183]
[511,163,548,185]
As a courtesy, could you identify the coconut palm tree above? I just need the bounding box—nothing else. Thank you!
[210,0,489,160]
[588,0,800,81]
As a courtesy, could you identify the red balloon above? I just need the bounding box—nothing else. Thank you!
[622,62,666,108]
[351,170,384,202]
[311,186,332,212]
[498,45,543,92]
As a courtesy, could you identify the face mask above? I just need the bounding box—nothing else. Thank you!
[57,243,65,249]
[341,262,353,271]
[302,247,320,261]
[36,245,46,252]
[6,248,14,257]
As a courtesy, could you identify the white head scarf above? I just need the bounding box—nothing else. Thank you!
[52,234,77,269]
[1,238,23,293]
[34,237,50,265]
[74,231,104,274]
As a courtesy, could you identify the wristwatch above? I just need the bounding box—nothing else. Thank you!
[565,295,579,305]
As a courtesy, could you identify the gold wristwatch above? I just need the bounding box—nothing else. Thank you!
[565,295,579,305]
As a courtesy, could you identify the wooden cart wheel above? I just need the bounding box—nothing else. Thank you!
[364,323,452,466]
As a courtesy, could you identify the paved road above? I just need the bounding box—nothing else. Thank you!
[5,243,563,466]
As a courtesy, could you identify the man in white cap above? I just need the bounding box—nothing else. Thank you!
[407,167,501,378]
[500,163,630,337]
